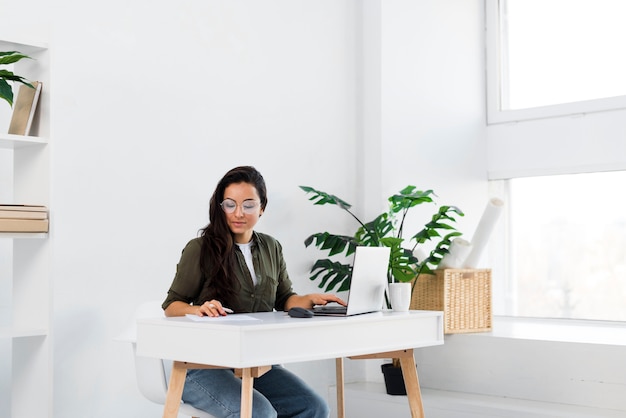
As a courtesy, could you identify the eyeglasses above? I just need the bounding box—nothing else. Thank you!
[220,199,261,215]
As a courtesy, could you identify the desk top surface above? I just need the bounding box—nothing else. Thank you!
[138,309,441,329]
[137,310,444,367]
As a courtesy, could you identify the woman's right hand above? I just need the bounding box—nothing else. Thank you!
[197,300,229,317]
[164,300,229,317]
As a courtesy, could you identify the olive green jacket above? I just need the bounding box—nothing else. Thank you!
[162,231,296,313]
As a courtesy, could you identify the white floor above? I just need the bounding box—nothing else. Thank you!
[330,382,626,418]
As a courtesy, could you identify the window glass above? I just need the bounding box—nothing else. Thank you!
[508,171,626,320]
[501,0,626,110]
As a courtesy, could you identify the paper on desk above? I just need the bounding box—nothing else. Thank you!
[185,314,259,322]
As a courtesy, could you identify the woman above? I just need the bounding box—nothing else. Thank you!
[162,166,345,418]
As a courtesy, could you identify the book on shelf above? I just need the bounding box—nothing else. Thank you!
[0,218,48,233]
[0,204,48,212]
[7,81,43,136]
[0,209,47,219]
[0,205,48,223]
[0,204,47,211]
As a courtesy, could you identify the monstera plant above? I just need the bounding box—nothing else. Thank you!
[300,185,464,300]
[0,51,33,107]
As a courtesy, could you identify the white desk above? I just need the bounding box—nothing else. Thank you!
[137,310,443,418]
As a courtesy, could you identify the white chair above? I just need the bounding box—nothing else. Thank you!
[120,300,216,418]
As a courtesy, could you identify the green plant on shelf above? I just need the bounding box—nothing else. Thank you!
[0,51,34,107]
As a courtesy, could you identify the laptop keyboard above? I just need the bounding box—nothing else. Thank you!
[313,304,347,314]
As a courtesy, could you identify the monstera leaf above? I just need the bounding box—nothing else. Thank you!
[301,185,464,294]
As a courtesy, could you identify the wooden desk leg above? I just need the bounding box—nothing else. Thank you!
[349,349,426,418]
[335,358,345,418]
[399,351,425,418]
[163,361,187,418]
[240,367,254,418]
[234,366,270,418]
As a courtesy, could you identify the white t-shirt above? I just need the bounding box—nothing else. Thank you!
[236,241,258,285]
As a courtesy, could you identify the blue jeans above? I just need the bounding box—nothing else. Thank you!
[182,365,330,418]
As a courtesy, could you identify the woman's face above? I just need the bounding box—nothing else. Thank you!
[222,182,264,243]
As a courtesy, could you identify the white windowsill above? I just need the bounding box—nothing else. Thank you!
[467,316,626,346]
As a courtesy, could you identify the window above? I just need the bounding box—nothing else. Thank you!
[486,0,626,123]
[505,171,626,321]
[486,1,626,322]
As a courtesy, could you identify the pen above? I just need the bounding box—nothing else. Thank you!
[208,303,234,314]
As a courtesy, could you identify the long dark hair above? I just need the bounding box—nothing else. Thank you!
[199,166,268,306]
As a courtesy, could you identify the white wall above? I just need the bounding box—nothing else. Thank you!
[379,0,487,245]
[49,2,362,416]
[2,1,491,417]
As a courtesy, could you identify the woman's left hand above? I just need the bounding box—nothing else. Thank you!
[309,293,347,307]
[286,293,347,310]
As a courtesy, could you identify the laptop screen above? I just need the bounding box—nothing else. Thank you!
[313,246,390,316]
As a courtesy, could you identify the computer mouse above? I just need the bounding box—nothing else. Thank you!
[287,307,314,318]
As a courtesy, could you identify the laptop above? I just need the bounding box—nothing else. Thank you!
[312,246,391,316]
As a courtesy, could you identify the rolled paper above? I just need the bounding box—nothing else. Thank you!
[463,198,504,268]
[439,238,472,269]
[413,248,428,264]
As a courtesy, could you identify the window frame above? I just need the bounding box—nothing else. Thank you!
[485,0,626,125]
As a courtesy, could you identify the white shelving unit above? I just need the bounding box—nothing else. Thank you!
[0,38,51,417]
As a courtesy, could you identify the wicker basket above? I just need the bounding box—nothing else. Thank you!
[410,269,492,334]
